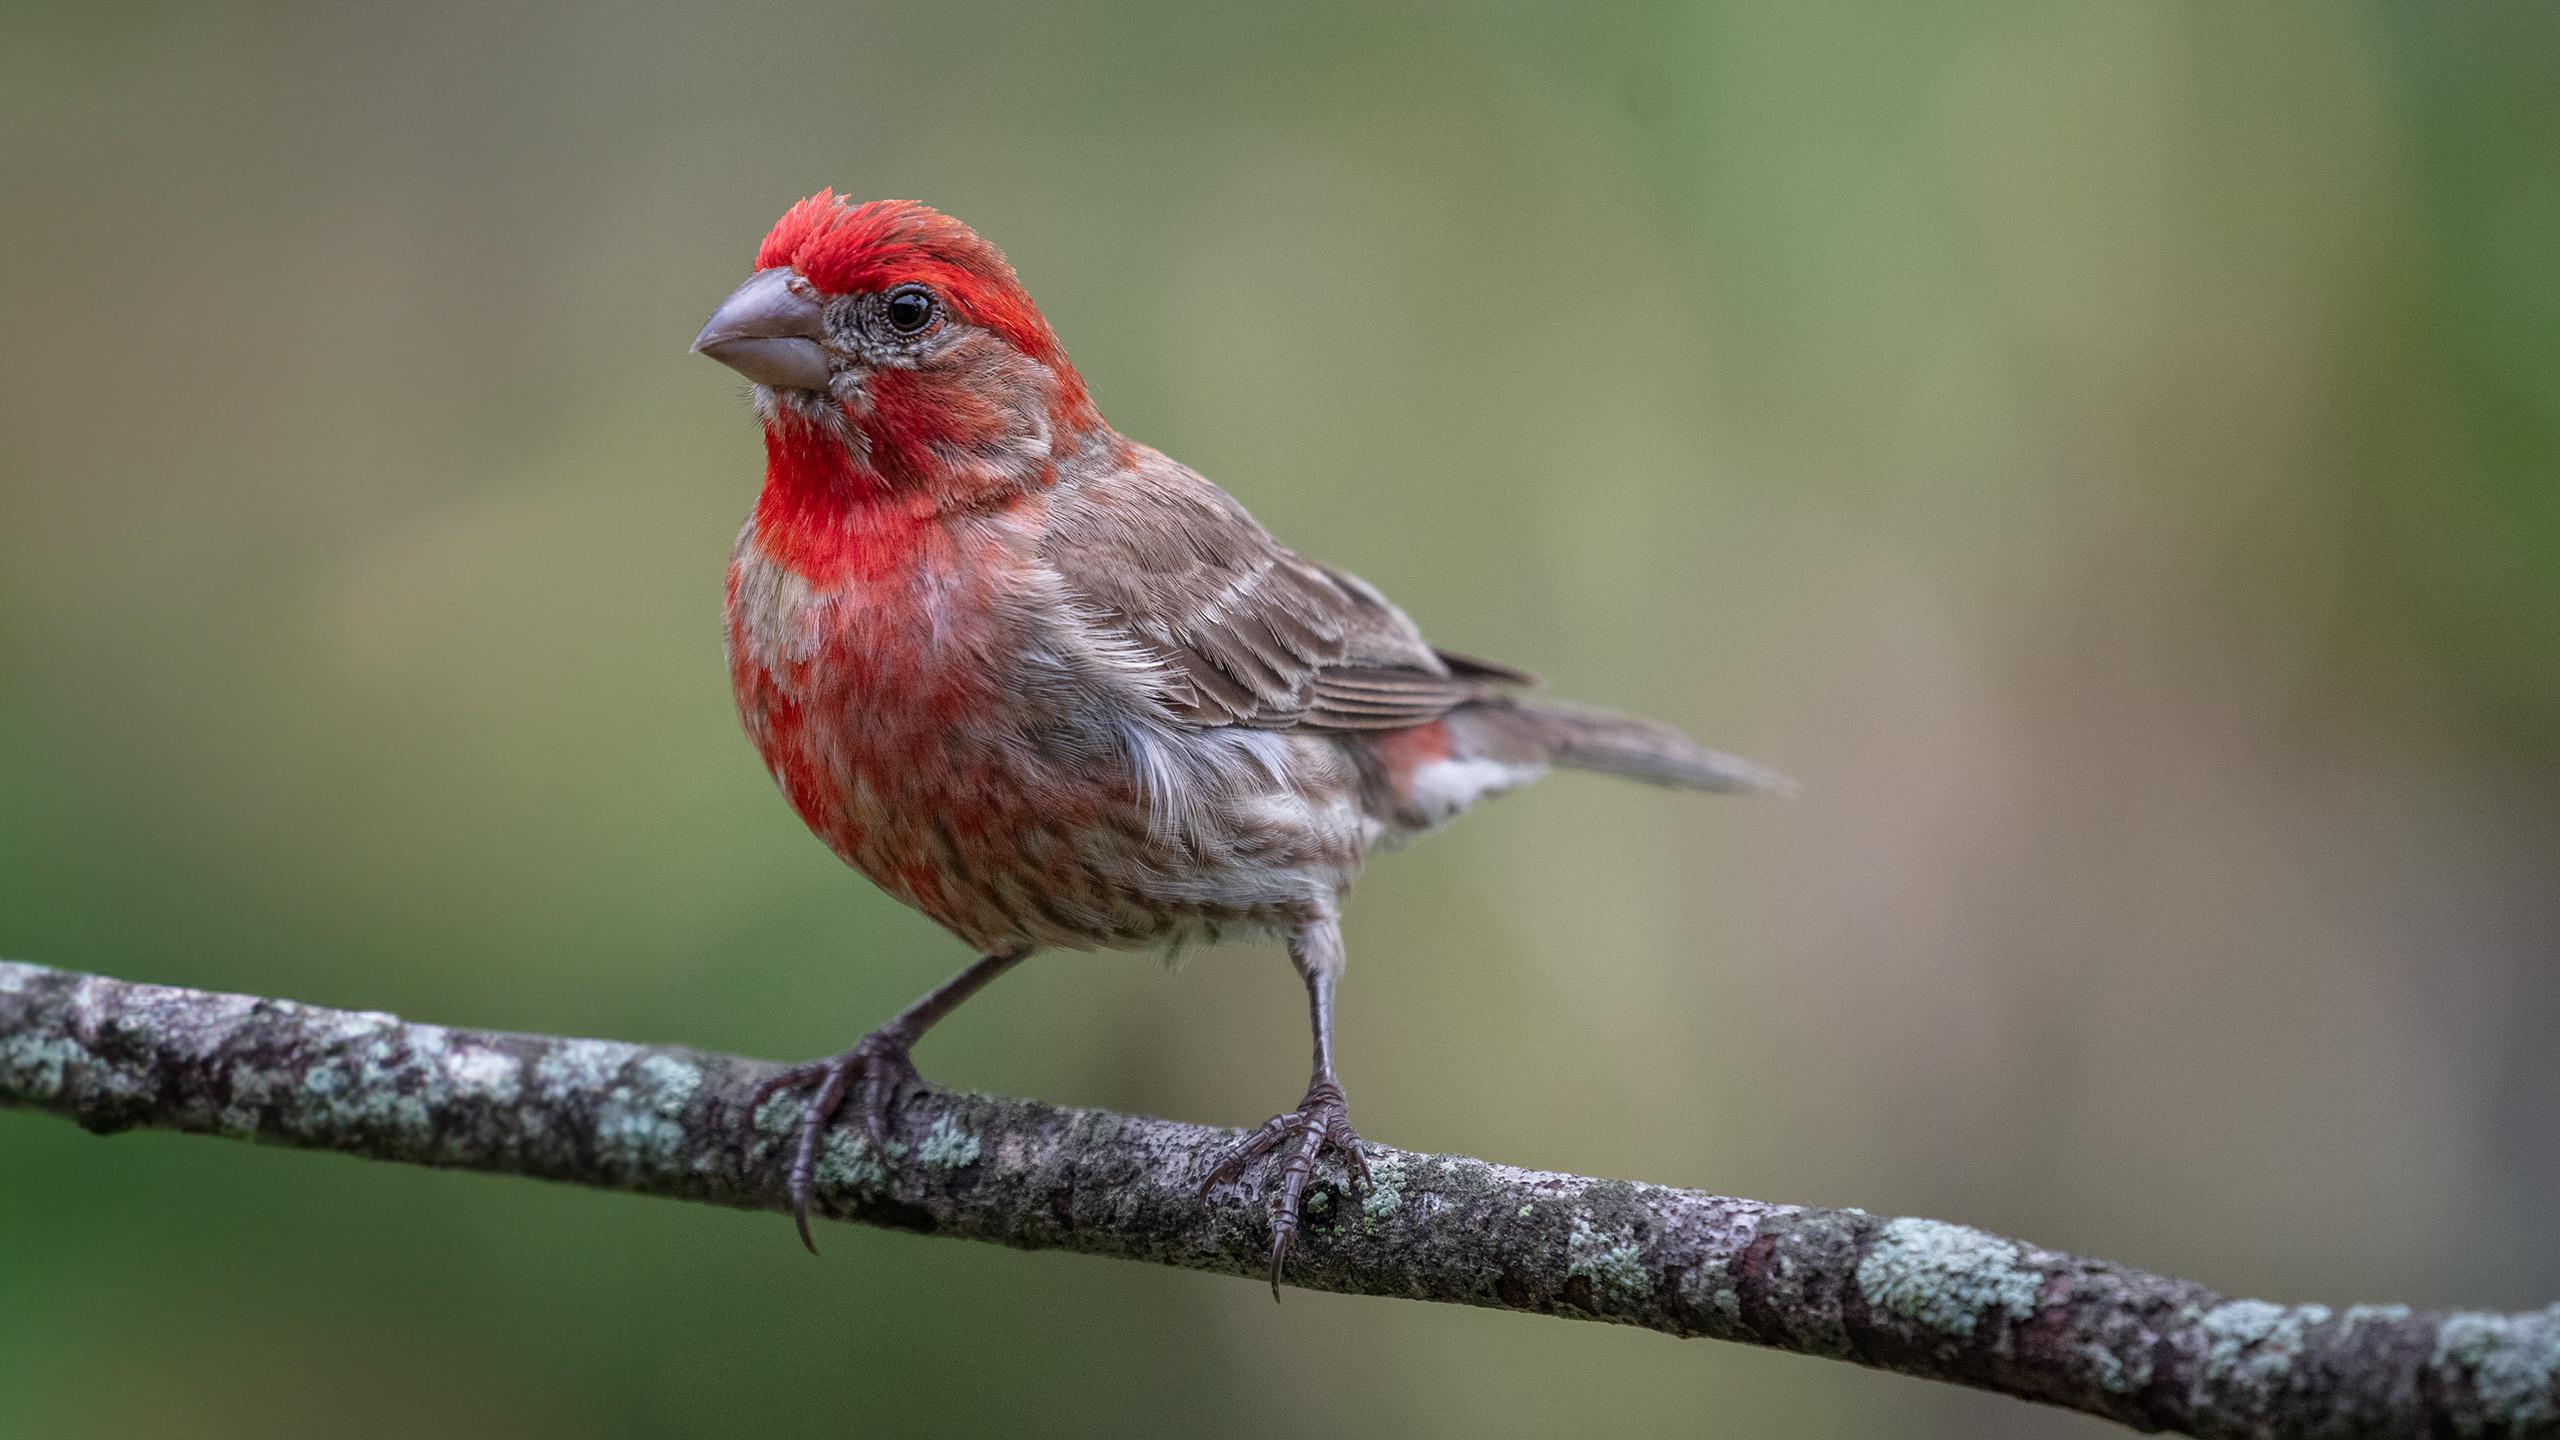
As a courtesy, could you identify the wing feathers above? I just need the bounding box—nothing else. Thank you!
[1043,447,1531,731]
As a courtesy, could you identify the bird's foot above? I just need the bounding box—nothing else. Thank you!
[1200,1076,1372,1298]
[741,1027,923,1253]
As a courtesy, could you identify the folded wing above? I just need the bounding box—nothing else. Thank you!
[1043,451,1532,731]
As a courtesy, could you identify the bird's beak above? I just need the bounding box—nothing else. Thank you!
[691,268,833,391]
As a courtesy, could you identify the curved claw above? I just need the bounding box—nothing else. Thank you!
[1340,1139,1375,1200]
[738,1029,923,1253]
[1198,1078,1367,1299]
[1197,1113,1290,1200]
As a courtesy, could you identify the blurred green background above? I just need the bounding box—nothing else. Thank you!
[5,2,2557,1435]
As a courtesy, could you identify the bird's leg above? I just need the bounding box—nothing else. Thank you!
[744,951,1026,1252]
[1200,919,1371,1297]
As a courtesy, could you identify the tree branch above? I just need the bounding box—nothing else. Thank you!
[3,959,2553,1436]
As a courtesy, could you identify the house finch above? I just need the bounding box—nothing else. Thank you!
[693,192,1783,1290]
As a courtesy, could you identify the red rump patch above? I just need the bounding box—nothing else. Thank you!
[755,192,1072,378]
[1366,719,1455,803]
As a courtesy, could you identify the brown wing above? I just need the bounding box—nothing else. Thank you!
[1043,449,1533,730]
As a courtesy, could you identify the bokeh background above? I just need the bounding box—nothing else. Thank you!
[5,3,2557,1435]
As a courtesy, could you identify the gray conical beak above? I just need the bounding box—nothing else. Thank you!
[691,268,833,391]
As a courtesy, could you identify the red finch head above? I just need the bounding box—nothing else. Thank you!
[692,192,1100,515]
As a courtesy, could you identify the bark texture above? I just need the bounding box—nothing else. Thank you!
[3,959,2554,1437]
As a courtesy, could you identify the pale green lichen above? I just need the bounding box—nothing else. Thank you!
[530,1038,628,1104]
[2084,1343,2131,1394]
[443,1044,521,1103]
[916,1114,981,1168]
[0,1031,86,1096]
[2433,1307,2560,1434]
[2199,1300,2331,1401]
[1361,1153,1408,1228]
[1567,1216,1653,1304]
[1855,1217,2041,1340]
[589,1051,701,1170]
[367,1032,442,1109]
[217,1063,287,1138]
[277,1014,450,1142]
[812,1126,896,1193]
[1675,1262,1744,1330]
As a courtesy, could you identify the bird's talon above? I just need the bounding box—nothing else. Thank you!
[1202,1079,1367,1296]
[1343,1147,1375,1199]
[740,1028,924,1252]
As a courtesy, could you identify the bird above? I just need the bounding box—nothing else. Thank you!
[691,192,1784,1292]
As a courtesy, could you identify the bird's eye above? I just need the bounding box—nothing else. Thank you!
[882,285,939,336]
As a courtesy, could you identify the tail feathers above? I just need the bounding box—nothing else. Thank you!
[1518,699,1794,796]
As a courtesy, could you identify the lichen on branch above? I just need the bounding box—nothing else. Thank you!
[3,959,2553,1438]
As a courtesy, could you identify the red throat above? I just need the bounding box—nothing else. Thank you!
[751,415,939,585]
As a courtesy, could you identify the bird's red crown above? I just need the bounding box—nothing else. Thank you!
[755,192,1065,371]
